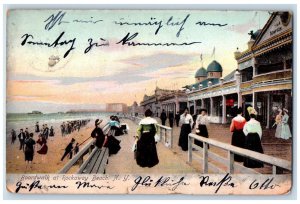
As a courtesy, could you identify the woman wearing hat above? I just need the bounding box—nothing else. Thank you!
[274,108,283,139]
[280,108,292,140]
[243,106,264,168]
[91,119,105,148]
[135,109,159,168]
[194,109,209,148]
[178,107,194,151]
[229,107,246,162]
[24,133,36,170]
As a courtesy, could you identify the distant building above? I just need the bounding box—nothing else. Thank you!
[106,103,128,113]
[140,87,188,116]
[127,101,144,116]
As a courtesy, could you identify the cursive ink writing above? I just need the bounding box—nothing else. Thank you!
[15,180,68,193]
[166,14,190,37]
[21,32,76,58]
[73,17,103,24]
[199,173,235,193]
[84,38,109,54]
[114,14,190,37]
[196,21,227,27]
[249,178,280,190]
[44,11,69,31]
[75,181,114,190]
[131,175,188,191]
[117,32,201,47]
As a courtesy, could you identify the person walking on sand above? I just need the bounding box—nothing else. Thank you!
[36,133,48,163]
[160,109,167,126]
[178,108,194,151]
[49,126,55,141]
[11,129,17,145]
[61,138,75,161]
[229,107,246,162]
[243,106,264,168]
[43,124,49,140]
[274,109,283,139]
[74,143,79,155]
[18,129,26,151]
[25,128,30,139]
[135,109,159,168]
[24,133,36,170]
[35,122,40,133]
[280,108,292,140]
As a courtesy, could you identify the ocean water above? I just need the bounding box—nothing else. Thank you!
[6,112,115,137]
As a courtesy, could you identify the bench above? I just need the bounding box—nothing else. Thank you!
[77,147,109,174]
[58,123,111,174]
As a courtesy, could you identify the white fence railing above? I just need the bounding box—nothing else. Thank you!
[188,133,292,175]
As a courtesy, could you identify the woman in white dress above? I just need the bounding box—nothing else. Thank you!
[274,109,282,139]
[178,108,194,151]
[243,106,264,168]
[280,108,292,140]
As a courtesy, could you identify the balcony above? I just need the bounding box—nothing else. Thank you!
[253,69,292,84]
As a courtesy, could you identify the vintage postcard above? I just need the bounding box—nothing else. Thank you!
[5,9,293,195]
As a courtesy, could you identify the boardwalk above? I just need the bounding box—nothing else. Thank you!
[106,119,196,174]
[63,117,291,174]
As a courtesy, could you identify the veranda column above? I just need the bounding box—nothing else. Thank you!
[222,95,226,124]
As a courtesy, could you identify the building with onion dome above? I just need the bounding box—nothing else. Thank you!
[195,67,207,83]
[185,59,241,123]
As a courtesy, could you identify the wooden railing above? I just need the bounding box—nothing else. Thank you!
[58,123,111,174]
[188,133,292,175]
[127,116,174,149]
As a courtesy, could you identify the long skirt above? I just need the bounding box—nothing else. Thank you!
[195,124,209,148]
[111,126,124,136]
[178,124,191,151]
[275,123,282,138]
[281,124,292,140]
[136,132,159,168]
[231,129,245,162]
[104,136,121,155]
[243,133,264,168]
[25,149,34,161]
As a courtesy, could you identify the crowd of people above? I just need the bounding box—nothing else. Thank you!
[10,119,90,171]
[156,105,292,169]
[60,120,90,137]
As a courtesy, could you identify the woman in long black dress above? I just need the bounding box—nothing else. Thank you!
[194,109,209,148]
[135,109,159,168]
[178,108,194,151]
[37,133,48,163]
[230,107,246,162]
[243,107,264,168]
[24,133,36,170]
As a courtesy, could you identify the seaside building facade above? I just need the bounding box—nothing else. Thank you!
[139,12,293,128]
[235,11,293,128]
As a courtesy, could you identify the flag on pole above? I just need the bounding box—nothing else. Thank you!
[211,46,216,59]
[200,53,203,61]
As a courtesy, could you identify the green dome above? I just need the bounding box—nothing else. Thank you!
[207,60,223,72]
[195,67,207,78]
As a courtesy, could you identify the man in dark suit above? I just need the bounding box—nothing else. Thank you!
[61,138,75,161]
[18,129,26,151]
[169,111,174,128]
[160,109,167,126]
[175,111,180,127]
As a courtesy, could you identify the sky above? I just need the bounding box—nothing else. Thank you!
[6,10,270,113]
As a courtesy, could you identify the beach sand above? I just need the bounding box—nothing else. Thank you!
[6,120,102,174]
